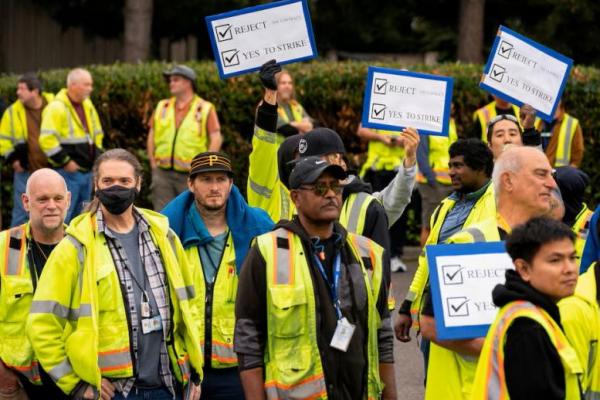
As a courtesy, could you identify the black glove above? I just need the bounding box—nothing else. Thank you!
[259,59,281,90]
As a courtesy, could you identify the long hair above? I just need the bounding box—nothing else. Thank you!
[84,148,143,214]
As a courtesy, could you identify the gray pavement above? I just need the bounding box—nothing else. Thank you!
[391,246,425,400]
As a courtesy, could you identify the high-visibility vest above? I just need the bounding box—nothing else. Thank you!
[572,204,594,264]
[26,209,203,395]
[536,113,579,167]
[472,101,520,143]
[186,233,238,368]
[277,100,305,124]
[256,228,385,399]
[0,93,54,159]
[152,95,214,172]
[425,216,502,400]
[0,223,41,384]
[407,183,496,327]
[559,263,600,399]
[39,89,103,166]
[416,118,459,185]
[472,300,583,400]
[360,130,406,176]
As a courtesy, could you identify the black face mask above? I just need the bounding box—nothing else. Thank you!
[96,185,138,215]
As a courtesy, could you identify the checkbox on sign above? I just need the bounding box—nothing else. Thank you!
[489,64,506,83]
[442,265,464,285]
[221,49,240,67]
[215,24,233,42]
[447,297,469,317]
[371,103,386,120]
[373,78,388,95]
[497,40,513,59]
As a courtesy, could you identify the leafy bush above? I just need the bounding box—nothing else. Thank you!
[1,61,599,234]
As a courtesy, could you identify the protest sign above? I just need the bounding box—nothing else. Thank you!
[427,241,514,340]
[206,0,317,79]
[361,66,453,136]
[480,25,573,122]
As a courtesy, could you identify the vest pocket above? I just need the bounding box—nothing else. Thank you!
[0,277,33,322]
[269,285,307,338]
[272,346,313,384]
[216,317,235,344]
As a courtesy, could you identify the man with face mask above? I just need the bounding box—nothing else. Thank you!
[0,169,70,400]
[39,68,104,223]
[162,152,273,399]
[27,149,203,400]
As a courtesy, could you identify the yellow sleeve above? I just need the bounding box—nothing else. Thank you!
[559,297,595,389]
[0,107,14,157]
[91,105,104,150]
[39,102,66,164]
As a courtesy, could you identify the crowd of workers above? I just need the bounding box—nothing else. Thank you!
[0,57,597,400]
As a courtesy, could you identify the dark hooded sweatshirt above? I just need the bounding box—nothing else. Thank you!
[492,270,571,400]
[234,218,393,400]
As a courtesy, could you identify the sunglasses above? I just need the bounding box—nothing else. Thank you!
[487,113,520,127]
[298,181,345,196]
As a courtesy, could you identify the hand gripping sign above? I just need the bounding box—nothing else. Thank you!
[427,241,514,340]
[361,66,454,136]
[480,25,573,122]
[206,0,317,79]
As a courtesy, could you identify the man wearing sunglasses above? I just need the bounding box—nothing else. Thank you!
[235,156,396,400]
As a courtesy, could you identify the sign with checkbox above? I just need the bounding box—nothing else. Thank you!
[480,25,573,122]
[361,66,453,136]
[206,0,317,79]
[426,241,514,340]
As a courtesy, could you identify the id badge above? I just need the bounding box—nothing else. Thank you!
[140,301,151,318]
[330,317,355,352]
[141,315,162,335]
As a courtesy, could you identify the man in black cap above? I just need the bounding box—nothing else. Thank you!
[162,151,273,399]
[235,156,397,399]
[147,64,222,211]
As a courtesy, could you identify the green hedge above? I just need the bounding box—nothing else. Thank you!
[1,61,599,231]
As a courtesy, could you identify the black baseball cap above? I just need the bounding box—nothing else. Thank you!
[189,152,233,178]
[298,128,346,157]
[289,156,347,189]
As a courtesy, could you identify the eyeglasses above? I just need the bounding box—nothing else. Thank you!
[298,182,345,196]
[487,113,520,127]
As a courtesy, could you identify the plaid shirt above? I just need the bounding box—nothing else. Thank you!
[97,208,175,398]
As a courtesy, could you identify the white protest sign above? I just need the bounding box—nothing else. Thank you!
[427,242,514,340]
[206,0,317,79]
[361,67,453,136]
[480,25,573,122]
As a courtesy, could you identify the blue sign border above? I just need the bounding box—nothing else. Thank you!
[205,0,318,80]
[480,25,573,123]
[360,66,454,137]
[426,241,508,340]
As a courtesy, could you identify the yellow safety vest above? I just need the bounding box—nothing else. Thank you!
[256,228,385,399]
[26,209,203,395]
[0,93,54,158]
[407,183,496,326]
[559,263,600,399]
[472,300,583,400]
[360,130,406,176]
[186,233,238,368]
[277,100,305,124]
[416,118,459,185]
[425,216,502,400]
[536,113,579,167]
[0,223,41,384]
[152,95,214,172]
[473,101,520,143]
[39,89,103,166]
[572,204,594,265]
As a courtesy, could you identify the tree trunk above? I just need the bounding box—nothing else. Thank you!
[123,0,153,62]
[457,0,485,63]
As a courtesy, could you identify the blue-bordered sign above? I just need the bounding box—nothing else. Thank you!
[480,25,573,122]
[205,0,317,79]
[361,66,453,136]
[427,241,514,340]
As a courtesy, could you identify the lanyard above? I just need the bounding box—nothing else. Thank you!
[313,252,343,320]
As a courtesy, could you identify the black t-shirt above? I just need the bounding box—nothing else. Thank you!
[29,240,57,282]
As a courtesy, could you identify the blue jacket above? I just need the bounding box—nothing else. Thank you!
[162,185,274,271]
[581,204,600,273]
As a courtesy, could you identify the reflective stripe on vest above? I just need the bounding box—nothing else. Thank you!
[272,228,295,285]
[4,226,26,276]
[555,115,578,167]
[277,101,304,124]
[339,192,375,235]
[98,347,133,373]
[265,373,328,400]
[463,227,486,242]
[6,361,41,383]
[47,358,74,382]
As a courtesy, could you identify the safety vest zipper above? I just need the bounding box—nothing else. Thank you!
[169,126,181,171]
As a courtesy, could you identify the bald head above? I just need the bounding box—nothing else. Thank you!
[23,169,70,238]
[67,68,93,102]
[26,168,67,197]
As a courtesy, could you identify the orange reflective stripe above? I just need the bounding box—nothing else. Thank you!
[177,354,191,381]
[211,340,237,364]
[98,347,133,372]
[265,372,327,400]
[6,361,41,383]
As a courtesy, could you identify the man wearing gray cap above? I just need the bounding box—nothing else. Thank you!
[147,65,222,211]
